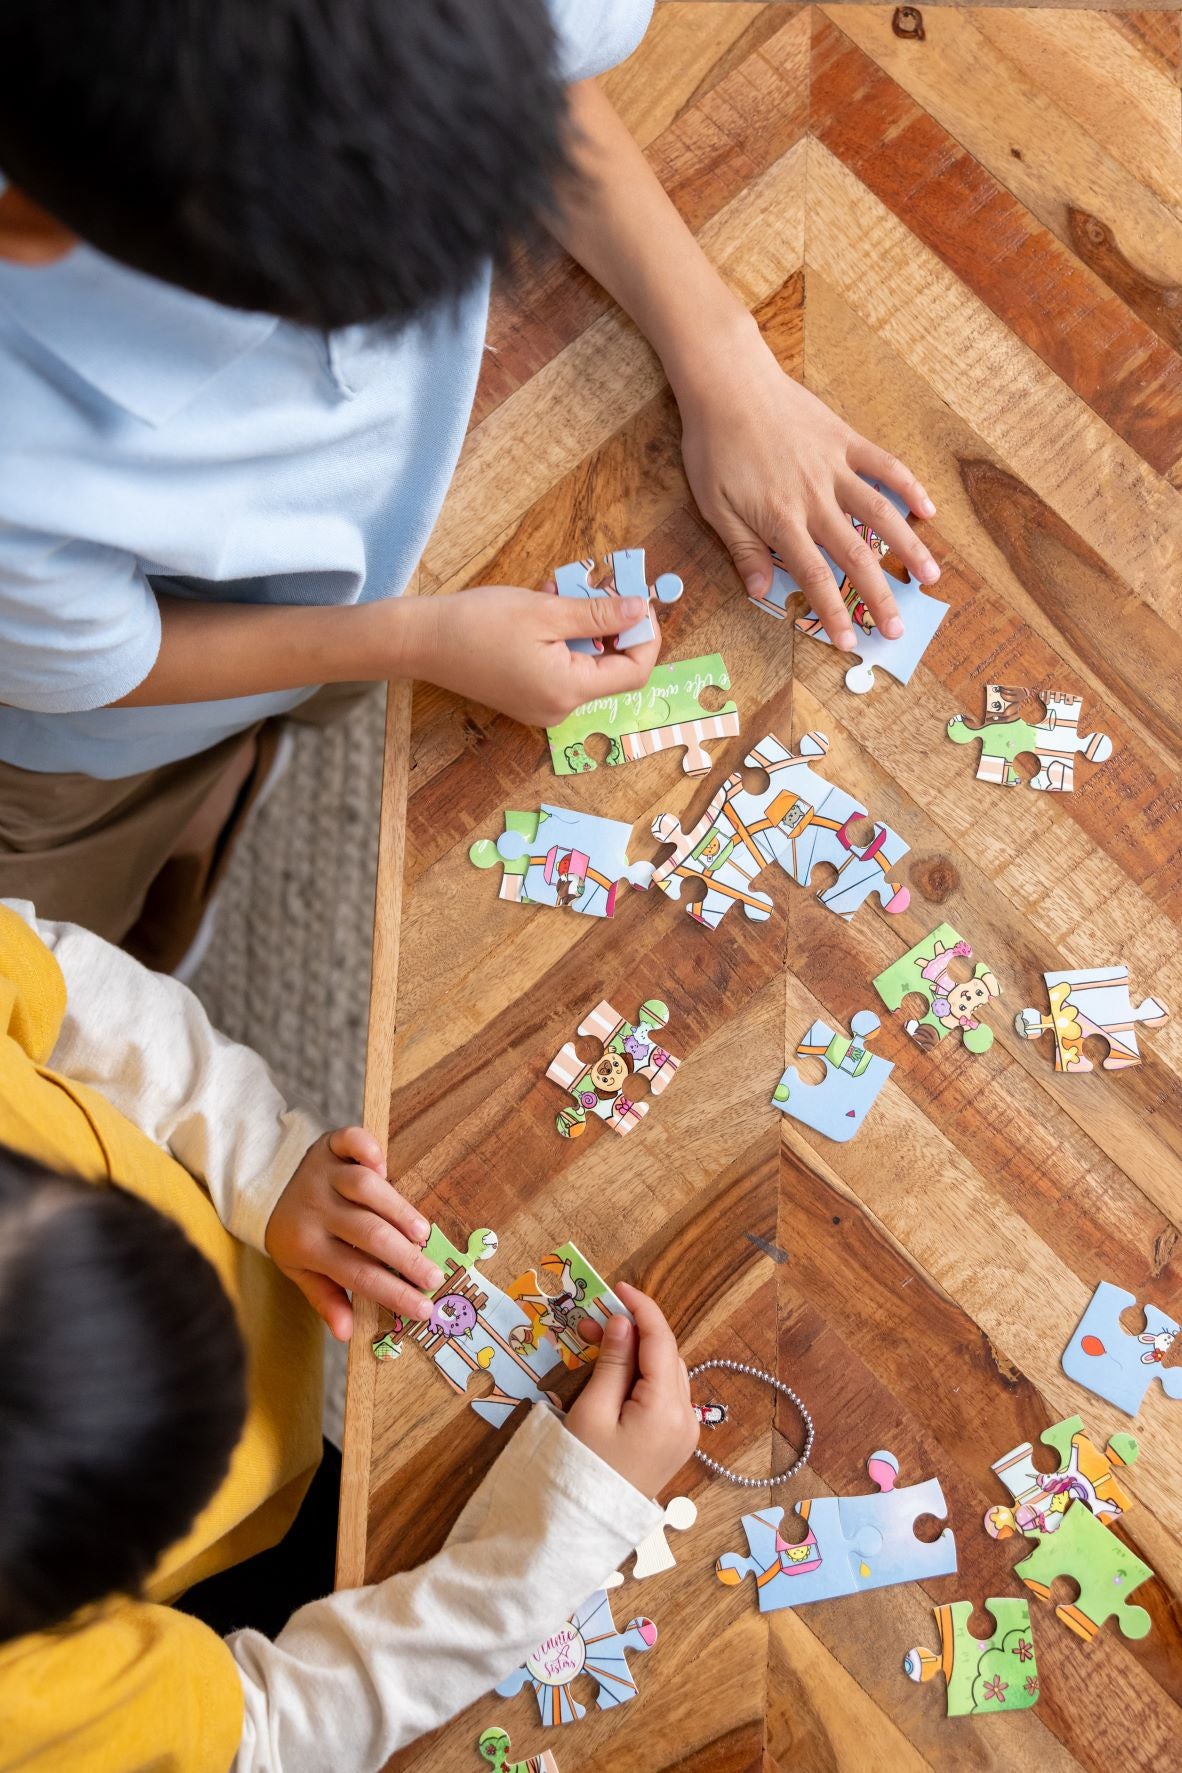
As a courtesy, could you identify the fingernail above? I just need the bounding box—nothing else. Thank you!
[835,629,857,652]
[604,1316,630,1344]
[916,487,936,517]
[412,1214,430,1243]
[743,570,769,599]
[919,558,941,583]
[883,616,904,639]
[423,1262,444,1289]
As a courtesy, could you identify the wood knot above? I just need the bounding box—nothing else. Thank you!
[911,854,960,902]
[892,6,925,40]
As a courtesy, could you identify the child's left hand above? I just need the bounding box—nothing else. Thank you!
[266,1126,443,1340]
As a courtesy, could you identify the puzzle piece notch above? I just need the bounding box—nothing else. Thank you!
[984,1413,1139,1542]
[1062,1280,1182,1417]
[904,1599,1039,1715]
[650,732,910,929]
[546,998,680,1138]
[546,652,738,779]
[873,921,1002,1054]
[555,549,684,655]
[772,1008,895,1143]
[715,1448,956,1611]
[1014,1497,1153,1642]
[755,477,950,693]
[507,1241,634,1372]
[1014,965,1170,1073]
[495,1589,657,1726]
[946,683,1114,792]
[476,1727,559,1773]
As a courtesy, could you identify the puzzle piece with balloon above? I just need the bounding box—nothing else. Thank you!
[546,653,739,778]
[469,804,653,916]
[772,1009,894,1142]
[547,997,679,1138]
[649,731,910,928]
[946,684,1113,791]
[1062,1280,1182,1417]
[496,1589,657,1726]
[715,1450,956,1612]
[555,549,683,654]
[905,1599,1040,1716]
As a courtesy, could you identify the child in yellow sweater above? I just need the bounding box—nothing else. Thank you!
[0,900,697,1770]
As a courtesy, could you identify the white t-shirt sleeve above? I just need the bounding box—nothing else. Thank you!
[0,521,161,712]
[549,0,654,83]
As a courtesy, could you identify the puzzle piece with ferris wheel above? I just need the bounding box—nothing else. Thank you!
[469,804,653,917]
[750,476,949,694]
[555,548,683,655]
[495,1588,657,1726]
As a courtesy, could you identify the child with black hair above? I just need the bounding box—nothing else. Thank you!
[0,899,698,1770]
[0,0,940,965]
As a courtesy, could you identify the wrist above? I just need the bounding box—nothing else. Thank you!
[660,295,763,407]
[375,592,439,683]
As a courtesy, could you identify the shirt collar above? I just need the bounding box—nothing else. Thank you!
[0,238,279,426]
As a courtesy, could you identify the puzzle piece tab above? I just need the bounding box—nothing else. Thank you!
[477,1727,559,1773]
[873,921,1002,1054]
[546,653,738,779]
[604,1496,698,1586]
[1015,1498,1153,1642]
[508,1242,633,1371]
[546,998,680,1138]
[715,1448,956,1611]
[772,1008,894,1142]
[1014,965,1169,1073]
[752,477,949,694]
[495,1589,657,1726]
[1062,1280,1182,1417]
[905,1599,1039,1715]
[946,684,1113,791]
[555,549,683,655]
[984,1414,1139,1542]
[650,732,910,928]
[469,805,652,917]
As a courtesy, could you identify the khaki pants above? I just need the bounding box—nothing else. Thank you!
[0,683,377,945]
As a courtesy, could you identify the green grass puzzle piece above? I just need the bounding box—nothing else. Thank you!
[1015,1502,1153,1642]
[905,1598,1039,1715]
[546,653,737,778]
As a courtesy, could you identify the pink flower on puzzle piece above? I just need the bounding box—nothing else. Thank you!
[1014,1638,1034,1663]
[983,1676,1008,1704]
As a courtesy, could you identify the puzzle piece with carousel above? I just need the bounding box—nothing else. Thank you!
[546,998,680,1137]
[554,548,683,654]
[649,732,910,928]
[495,1588,657,1726]
[507,1242,632,1369]
[715,1449,956,1611]
[476,1727,559,1773]
[873,921,1002,1054]
[1014,965,1169,1073]
[772,1008,894,1143]
[1062,1280,1182,1417]
[545,653,738,778]
[946,683,1113,791]
[905,1599,1040,1716]
[984,1413,1139,1543]
[752,477,949,694]
[469,805,653,917]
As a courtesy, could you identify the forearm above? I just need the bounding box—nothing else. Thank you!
[552,80,758,395]
[111,592,434,707]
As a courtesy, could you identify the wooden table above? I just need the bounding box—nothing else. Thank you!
[339,7,1182,1768]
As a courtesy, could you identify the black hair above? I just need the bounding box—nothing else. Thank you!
[0,0,570,328]
[0,1147,247,1641]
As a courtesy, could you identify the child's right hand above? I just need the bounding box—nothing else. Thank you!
[565,1283,699,1497]
[411,584,661,729]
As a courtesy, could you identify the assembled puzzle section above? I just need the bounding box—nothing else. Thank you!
[754,478,949,694]
[371,1224,564,1428]
[946,684,1113,792]
[904,1599,1039,1715]
[507,1242,633,1369]
[555,549,683,654]
[496,1589,658,1726]
[984,1413,1139,1542]
[476,1727,559,1773]
[1014,966,1170,1073]
[469,805,653,917]
[546,653,738,778]
[1014,1497,1154,1643]
[1062,1280,1182,1417]
[772,1008,894,1143]
[546,998,680,1138]
[649,732,910,928]
[715,1449,956,1611]
[873,922,1001,1054]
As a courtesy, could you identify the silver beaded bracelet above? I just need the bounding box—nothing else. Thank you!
[688,1358,815,1489]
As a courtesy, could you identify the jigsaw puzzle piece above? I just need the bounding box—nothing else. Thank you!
[1014,1499,1153,1642]
[650,790,776,928]
[947,684,1114,791]
[984,1413,1139,1541]
[469,811,541,904]
[626,1496,698,1580]
[547,653,737,780]
[608,547,684,648]
[1029,691,1113,793]
[496,1590,657,1726]
[1014,965,1169,1073]
[477,1725,560,1773]
[874,921,1002,1054]
[554,559,605,658]
[546,998,680,1137]
[836,1461,957,1591]
[905,1598,1039,1715]
[1062,1280,1182,1417]
[507,1241,633,1371]
[945,683,1037,786]
[772,1009,894,1142]
[715,1505,831,1610]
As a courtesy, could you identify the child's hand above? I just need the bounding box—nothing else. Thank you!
[413,584,661,728]
[675,325,940,651]
[565,1283,699,1497]
[265,1127,443,1341]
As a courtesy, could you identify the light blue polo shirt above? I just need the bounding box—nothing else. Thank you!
[0,0,652,778]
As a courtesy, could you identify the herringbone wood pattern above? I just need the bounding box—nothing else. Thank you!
[342,9,1182,1769]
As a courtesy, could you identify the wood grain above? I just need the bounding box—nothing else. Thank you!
[342,7,1182,1768]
